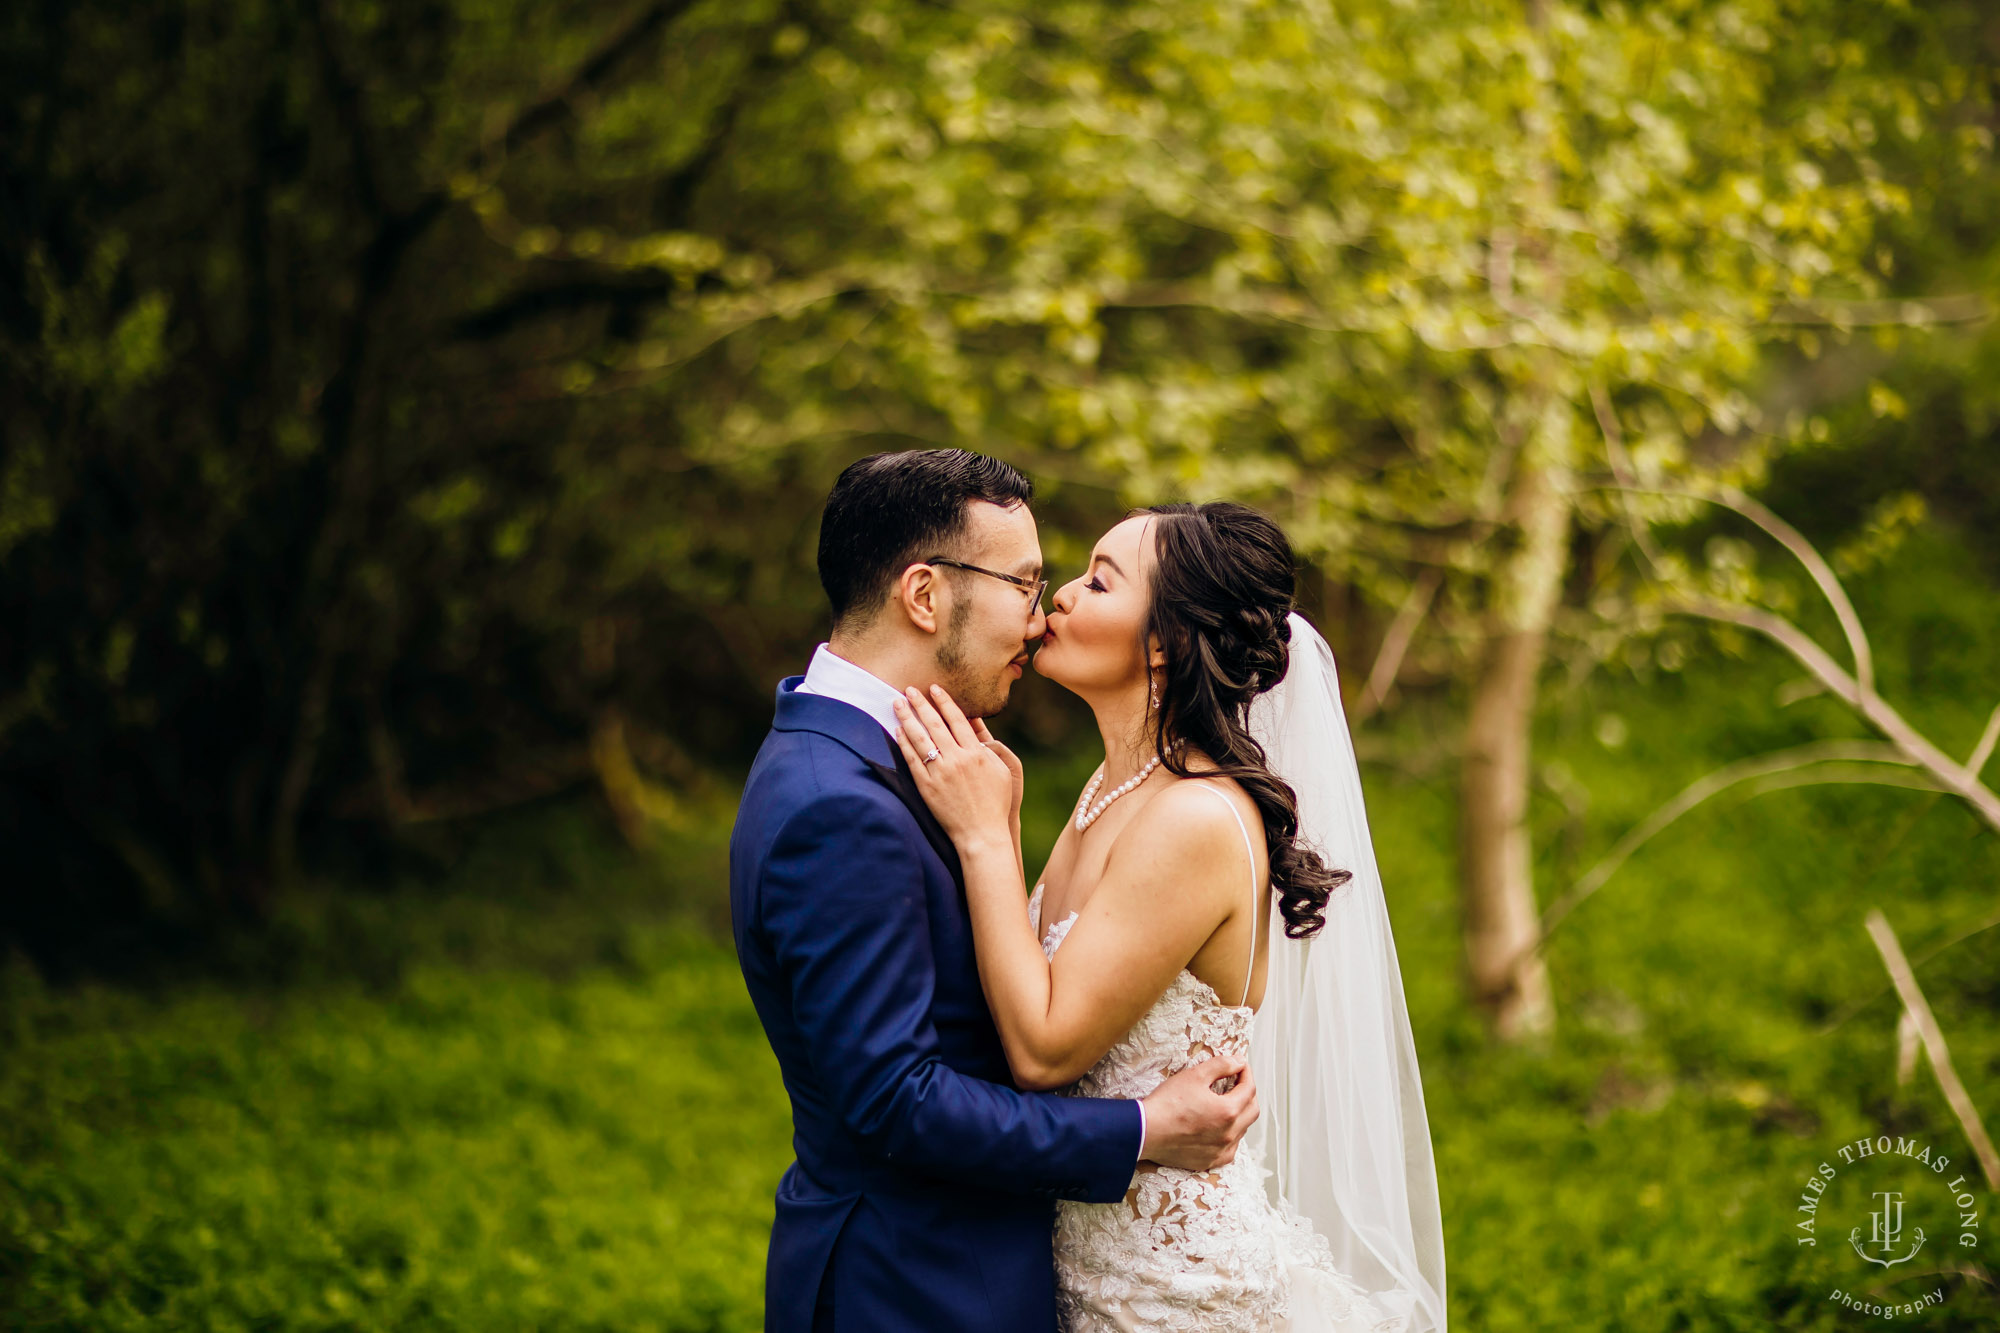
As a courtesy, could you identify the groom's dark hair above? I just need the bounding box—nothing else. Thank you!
[818,449,1033,629]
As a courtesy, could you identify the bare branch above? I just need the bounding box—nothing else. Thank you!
[306,0,384,218]
[1818,883,2000,1037]
[1969,703,2000,778]
[1354,569,1441,721]
[1672,597,2000,831]
[574,273,870,394]
[1103,284,1356,333]
[1864,910,2000,1192]
[1599,482,1873,694]
[1587,384,1667,572]
[1674,598,1860,701]
[1896,1009,1921,1088]
[1719,486,1875,695]
[1766,295,1993,329]
[1528,742,1926,954]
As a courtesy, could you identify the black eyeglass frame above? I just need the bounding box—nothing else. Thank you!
[923,556,1049,613]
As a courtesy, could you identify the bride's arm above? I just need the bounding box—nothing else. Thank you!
[894,686,1242,1091]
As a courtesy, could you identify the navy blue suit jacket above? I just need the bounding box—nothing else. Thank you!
[731,678,1141,1333]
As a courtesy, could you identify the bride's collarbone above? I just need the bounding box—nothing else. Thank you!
[1032,780,1144,924]
[1035,776,1172,921]
[1042,774,1254,906]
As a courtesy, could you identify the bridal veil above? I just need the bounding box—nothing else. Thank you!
[1246,612,1447,1333]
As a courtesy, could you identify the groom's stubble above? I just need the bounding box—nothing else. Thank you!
[932,598,1010,719]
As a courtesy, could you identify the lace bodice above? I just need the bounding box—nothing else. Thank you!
[1028,795,1409,1332]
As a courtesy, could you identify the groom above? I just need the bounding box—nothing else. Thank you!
[731,449,1259,1333]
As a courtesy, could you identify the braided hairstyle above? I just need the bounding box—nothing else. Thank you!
[1139,502,1349,938]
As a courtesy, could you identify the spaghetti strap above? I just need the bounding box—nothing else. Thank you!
[1191,782,1260,1008]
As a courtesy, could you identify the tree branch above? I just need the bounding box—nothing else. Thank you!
[1671,597,2000,831]
[1865,909,2000,1192]
[450,11,809,343]
[1766,295,1993,328]
[1587,384,1667,571]
[481,2,693,168]
[1968,703,2000,779]
[1820,891,2000,1036]
[1519,743,1933,967]
[1354,568,1440,721]
[306,0,383,219]
[273,1,698,880]
[1597,481,1874,695]
[450,276,678,342]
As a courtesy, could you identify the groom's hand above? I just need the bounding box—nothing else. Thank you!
[1137,1055,1259,1172]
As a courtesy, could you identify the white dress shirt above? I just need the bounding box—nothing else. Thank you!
[794,642,906,736]
[791,641,1149,1166]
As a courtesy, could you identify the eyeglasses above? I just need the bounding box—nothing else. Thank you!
[925,556,1048,615]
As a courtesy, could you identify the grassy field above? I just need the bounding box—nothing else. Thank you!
[0,838,790,1332]
[4,529,1998,1330]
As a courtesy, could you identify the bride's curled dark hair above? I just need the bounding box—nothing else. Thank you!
[1140,501,1350,939]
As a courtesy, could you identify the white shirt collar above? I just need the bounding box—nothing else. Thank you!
[794,643,904,736]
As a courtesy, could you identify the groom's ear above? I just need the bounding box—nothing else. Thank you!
[896,560,945,636]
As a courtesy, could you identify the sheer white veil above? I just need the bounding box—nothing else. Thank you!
[1247,612,1447,1333]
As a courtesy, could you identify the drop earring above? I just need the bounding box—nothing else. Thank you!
[1149,672,1160,711]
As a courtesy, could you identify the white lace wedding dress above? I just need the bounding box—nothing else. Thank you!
[1028,786,1411,1333]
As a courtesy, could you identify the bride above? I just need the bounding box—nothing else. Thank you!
[889,501,1447,1333]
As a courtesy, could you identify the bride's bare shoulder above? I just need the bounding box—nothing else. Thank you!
[1114,774,1265,878]
[1160,769,1263,833]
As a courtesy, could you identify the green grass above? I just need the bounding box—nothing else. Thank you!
[4,527,1998,1329]
[0,818,793,1332]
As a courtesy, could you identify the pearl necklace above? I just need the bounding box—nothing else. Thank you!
[1074,756,1162,832]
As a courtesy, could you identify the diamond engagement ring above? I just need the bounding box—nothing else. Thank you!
[922,747,941,765]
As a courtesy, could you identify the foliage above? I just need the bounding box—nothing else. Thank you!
[1,0,838,954]
[0,0,1993,965]
[628,0,1991,657]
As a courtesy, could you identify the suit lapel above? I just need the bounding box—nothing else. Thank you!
[772,675,964,887]
[866,751,965,888]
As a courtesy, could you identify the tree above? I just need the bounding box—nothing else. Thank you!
[4,0,1988,1003]
[0,0,855,960]
[605,0,1985,1037]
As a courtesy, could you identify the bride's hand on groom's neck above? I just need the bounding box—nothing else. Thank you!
[969,716,1023,821]
[970,716,1025,878]
[891,685,1016,857]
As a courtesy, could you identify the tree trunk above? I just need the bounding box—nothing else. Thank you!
[1460,409,1571,1040]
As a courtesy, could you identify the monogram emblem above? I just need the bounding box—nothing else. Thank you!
[1848,1190,1925,1268]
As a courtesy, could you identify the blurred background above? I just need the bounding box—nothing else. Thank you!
[3,0,1999,1327]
